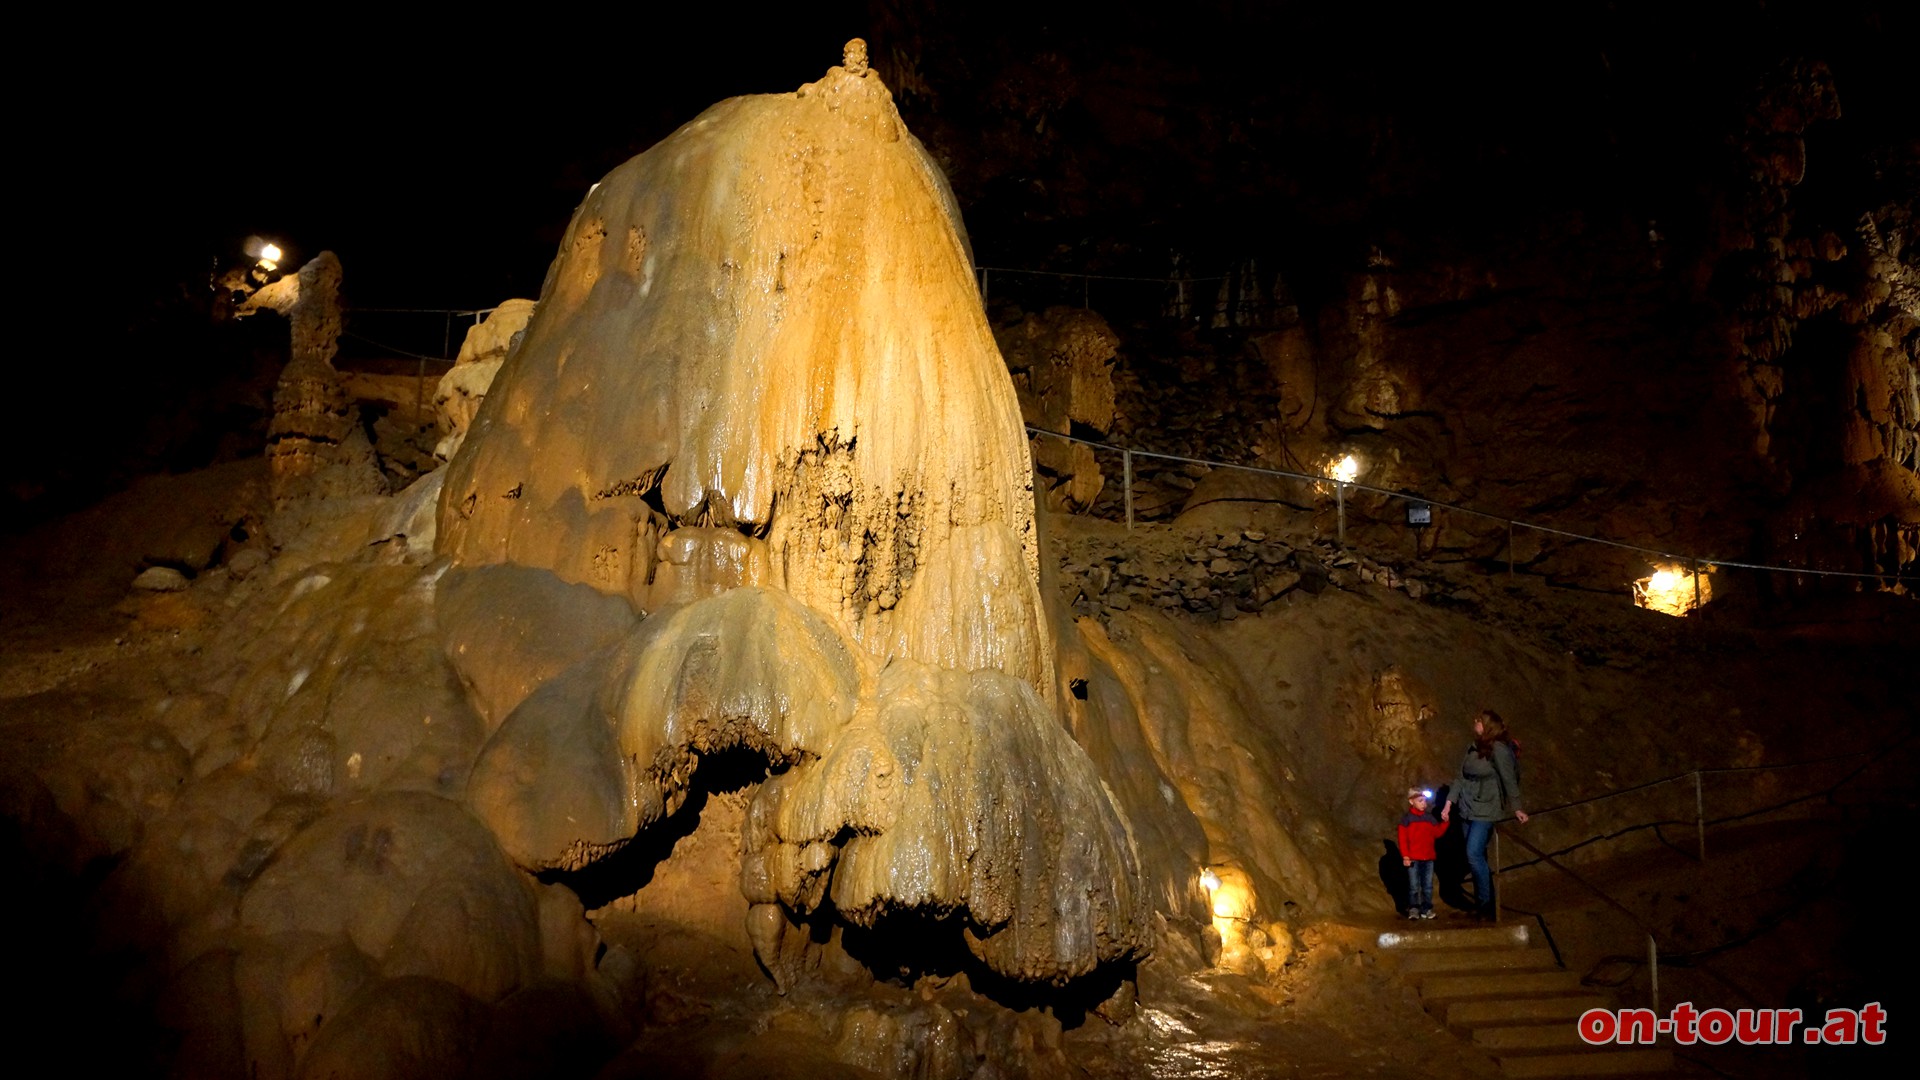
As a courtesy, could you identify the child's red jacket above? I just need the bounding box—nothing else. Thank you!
[1397,808,1445,861]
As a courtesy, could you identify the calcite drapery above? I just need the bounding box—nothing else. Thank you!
[742,659,1151,984]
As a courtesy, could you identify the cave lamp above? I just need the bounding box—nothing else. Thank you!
[1633,564,1711,617]
[1328,453,1361,544]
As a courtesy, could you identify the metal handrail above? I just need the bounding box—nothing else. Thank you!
[1488,734,1914,1012]
[1497,825,1759,1009]
[1496,731,1916,877]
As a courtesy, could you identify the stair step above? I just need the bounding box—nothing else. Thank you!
[1376,922,1531,951]
[1475,1024,1592,1051]
[1496,1047,1674,1078]
[1401,947,1561,978]
[1422,971,1587,1004]
[1474,1022,1597,1045]
[1448,995,1610,1028]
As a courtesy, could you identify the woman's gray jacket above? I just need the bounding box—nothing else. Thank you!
[1449,741,1521,821]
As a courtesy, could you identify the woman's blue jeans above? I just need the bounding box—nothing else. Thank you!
[1464,819,1495,912]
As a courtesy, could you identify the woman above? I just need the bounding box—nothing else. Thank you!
[1440,710,1527,920]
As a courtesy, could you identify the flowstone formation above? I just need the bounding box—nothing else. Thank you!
[434,299,535,462]
[446,42,1160,992]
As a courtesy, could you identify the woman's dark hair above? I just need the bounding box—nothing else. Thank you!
[1473,709,1512,759]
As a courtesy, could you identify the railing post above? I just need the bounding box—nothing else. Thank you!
[1507,521,1515,578]
[1123,450,1134,533]
[1493,828,1502,923]
[1648,934,1660,1013]
[1336,482,1347,545]
[1694,770,1706,863]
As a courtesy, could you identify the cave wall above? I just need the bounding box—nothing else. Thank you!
[883,6,1918,595]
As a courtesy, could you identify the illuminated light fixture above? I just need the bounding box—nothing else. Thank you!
[1199,868,1221,893]
[260,243,283,264]
[1633,563,1712,617]
[1327,453,1361,544]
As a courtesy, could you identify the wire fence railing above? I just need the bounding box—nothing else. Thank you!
[322,281,1912,594]
[1497,732,1916,878]
[335,307,501,371]
[1479,731,1918,1015]
[1025,424,1915,592]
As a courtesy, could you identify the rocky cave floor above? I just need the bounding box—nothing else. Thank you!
[2,459,1913,1078]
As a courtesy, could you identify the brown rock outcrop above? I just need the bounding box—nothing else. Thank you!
[998,306,1120,511]
[434,299,536,462]
[243,253,386,504]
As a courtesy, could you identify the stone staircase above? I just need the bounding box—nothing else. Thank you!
[1378,921,1673,1078]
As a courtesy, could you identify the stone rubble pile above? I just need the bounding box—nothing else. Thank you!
[1054,528,1459,624]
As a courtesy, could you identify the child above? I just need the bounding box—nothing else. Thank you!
[1397,787,1444,920]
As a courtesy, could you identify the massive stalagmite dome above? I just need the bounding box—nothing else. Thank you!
[439,40,1050,693]
[442,42,1147,985]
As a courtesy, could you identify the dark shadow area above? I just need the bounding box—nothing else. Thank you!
[537,747,769,910]
[0,812,152,1070]
[819,905,1135,1029]
[1432,784,1474,912]
[1376,839,1410,915]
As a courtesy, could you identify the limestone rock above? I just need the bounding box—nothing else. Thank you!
[833,1002,967,1080]
[999,306,1121,511]
[431,46,1173,994]
[437,49,1050,695]
[155,948,248,1079]
[436,563,639,734]
[292,976,486,1080]
[745,659,1151,983]
[640,524,772,612]
[470,979,623,1080]
[90,768,284,970]
[434,300,535,462]
[244,253,386,505]
[614,586,863,829]
[372,471,444,560]
[213,563,486,796]
[228,548,270,580]
[453,299,538,368]
[239,792,540,1003]
[134,565,190,591]
[1081,611,1341,921]
[466,585,862,872]
[464,657,627,872]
